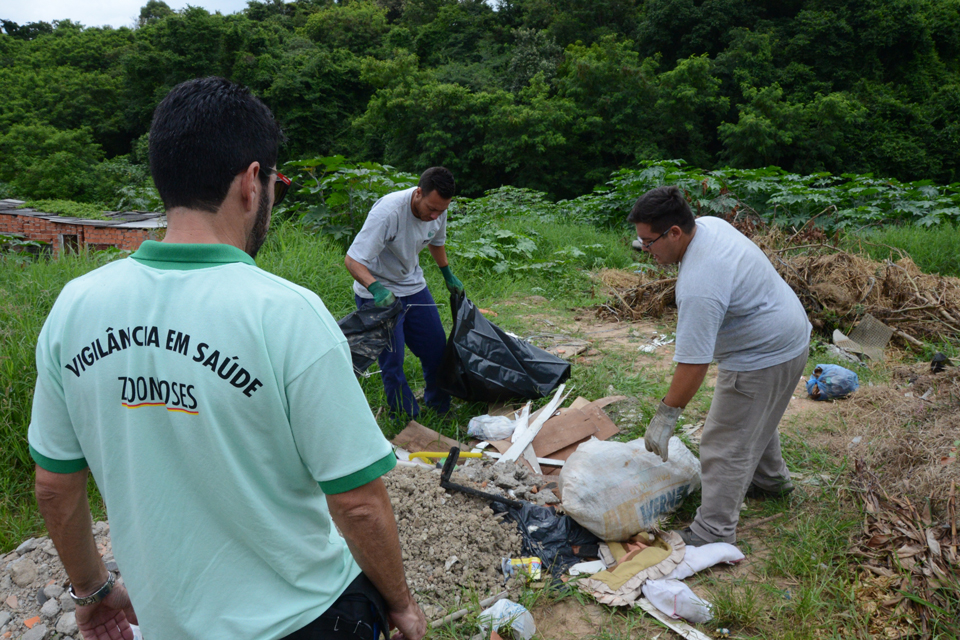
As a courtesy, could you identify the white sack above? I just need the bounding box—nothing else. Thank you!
[663,542,744,581]
[559,436,701,541]
[641,579,713,623]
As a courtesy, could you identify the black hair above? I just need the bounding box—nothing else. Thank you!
[418,166,456,199]
[627,185,696,234]
[149,77,283,213]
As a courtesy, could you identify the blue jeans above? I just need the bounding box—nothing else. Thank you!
[355,287,450,418]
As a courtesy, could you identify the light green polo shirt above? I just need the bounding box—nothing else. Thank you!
[29,241,395,640]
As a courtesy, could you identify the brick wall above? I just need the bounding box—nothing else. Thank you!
[0,212,156,254]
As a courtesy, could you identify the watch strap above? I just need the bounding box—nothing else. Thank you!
[69,571,116,606]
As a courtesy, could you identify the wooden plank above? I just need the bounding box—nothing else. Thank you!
[391,421,463,453]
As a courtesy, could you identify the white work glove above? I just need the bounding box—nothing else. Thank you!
[644,401,682,462]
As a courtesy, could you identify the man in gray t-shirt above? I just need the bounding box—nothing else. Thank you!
[629,186,811,545]
[345,167,464,418]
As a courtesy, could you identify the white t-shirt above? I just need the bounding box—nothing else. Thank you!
[673,217,811,371]
[347,187,447,298]
[29,242,395,640]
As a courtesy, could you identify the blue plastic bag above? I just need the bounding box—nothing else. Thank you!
[806,364,859,400]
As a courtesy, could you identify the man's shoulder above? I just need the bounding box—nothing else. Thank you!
[56,257,135,300]
[371,187,415,214]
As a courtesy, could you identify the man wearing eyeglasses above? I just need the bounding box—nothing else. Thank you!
[29,77,425,640]
[629,186,811,547]
[344,167,463,419]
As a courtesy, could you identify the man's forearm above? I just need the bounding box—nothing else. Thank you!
[663,362,710,409]
[344,255,377,289]
[428,244,448,268]
[327,479,414,612]
[35,467,109,595]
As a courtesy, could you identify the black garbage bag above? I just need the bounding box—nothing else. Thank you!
[492,501,600,577]
[438,292,570,403]
[337,300,403,375]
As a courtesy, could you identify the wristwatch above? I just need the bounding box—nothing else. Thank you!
[69,571,116,606]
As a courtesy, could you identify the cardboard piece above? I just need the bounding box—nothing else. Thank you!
[530,409,597,457]
[535,397,623,475]
[392,421,463,453]
[487,402,522,417]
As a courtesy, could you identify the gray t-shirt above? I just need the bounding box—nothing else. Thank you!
[674,217,811,371]
[347,187,447,298]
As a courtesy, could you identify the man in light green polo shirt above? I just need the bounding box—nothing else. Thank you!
[29,77,425,640]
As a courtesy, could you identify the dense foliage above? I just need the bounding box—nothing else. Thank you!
[2,0,959,205]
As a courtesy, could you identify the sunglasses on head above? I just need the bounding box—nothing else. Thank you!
[274,172,292,206]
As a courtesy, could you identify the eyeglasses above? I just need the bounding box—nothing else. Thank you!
[639,228,670,250]
[274,172,292,206]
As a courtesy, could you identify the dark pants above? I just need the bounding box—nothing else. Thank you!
[355,287,450,418]
[282,574,388,640]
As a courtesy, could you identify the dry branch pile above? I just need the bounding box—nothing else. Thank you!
[836,366,960,509]
[852,458,959,638]
[602,231,960,347]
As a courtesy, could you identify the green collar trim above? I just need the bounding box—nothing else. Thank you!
[131,241,256,271]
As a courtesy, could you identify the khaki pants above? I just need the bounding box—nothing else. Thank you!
[690,351,808,543]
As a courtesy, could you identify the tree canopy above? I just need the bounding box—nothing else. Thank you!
[1,0,958,203]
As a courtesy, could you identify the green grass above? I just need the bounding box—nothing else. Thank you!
[0,250,120,548]
[21,199,109,220]
[0,216,637,550]
[847,221,960,278]
[1,212,954,638]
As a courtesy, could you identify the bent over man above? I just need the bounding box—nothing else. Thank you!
[29,77,425,640]
[345,167,463,418]
[631,186,811,546]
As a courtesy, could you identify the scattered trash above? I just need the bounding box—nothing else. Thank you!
[468,414,522,441]
[438,292,570,403]
[491,501,599,576]
[639,334,675,353]
[641,579,713,623]
[806,364,860,400]
[825,343,862,366]
[660,542,744,581]
[578,531,685,607]
[837,313,895,362]
[479,395,625,476]
[568,559,606,576]
[500,557,542,583]
[635,598,715,640]
[336,299,403,374]
[392,421,465,455]
[477,599,536,640]
[931,351,954,373]
[560,437,702,540]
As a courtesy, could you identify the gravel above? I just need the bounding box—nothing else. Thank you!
[1,460,545,635]
[0,528,107,640]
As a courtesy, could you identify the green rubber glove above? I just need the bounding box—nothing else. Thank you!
[439,266,464,295]
[366,281,396,307]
